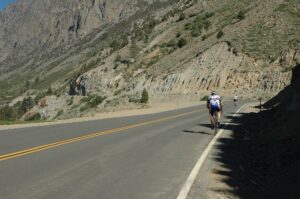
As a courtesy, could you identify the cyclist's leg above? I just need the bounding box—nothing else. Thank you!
[217,110,221,121]
[209,110,215,128]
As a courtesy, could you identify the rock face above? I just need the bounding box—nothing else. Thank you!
[81,42,292,99]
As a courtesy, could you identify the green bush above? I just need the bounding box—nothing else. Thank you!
[177,13,186,21]
[202,35,208,41]
[216,30,225,39]
[80,95,106,110]
[20,97,34,114]
[89,95,106,108]
[191,23,202,37]
[189,12,214,37]
[0,105,14,121]
[237,10,246,20]
[184,23,191,30]
[201,95,209,101]
[141,89,149,103]
[178,38,187,48]
[110,40,120,50]
[205,12,215,18]
[203,20,211,30]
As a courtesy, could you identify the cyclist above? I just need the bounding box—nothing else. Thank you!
[233,95,238,106]
[207,91,223,129]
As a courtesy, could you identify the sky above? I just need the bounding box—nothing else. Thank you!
[0,0,16,11]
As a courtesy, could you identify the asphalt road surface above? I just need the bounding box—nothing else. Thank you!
[0,101,244,199]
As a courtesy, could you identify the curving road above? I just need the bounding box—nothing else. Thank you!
[0,101,244,199]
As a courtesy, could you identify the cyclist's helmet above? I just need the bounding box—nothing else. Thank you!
[211,91,217,95]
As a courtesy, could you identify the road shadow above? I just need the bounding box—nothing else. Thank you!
[198,123,237,132]
[205,64,300,199]
[183,129,211,135]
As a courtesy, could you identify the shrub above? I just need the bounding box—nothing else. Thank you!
[201,95,209,101]
[178,38,187,48]
[202,35,208,41]
[237,10,246,20]
[203,20,211,30]
[205,12,215,18]
[80,95,106,109]
[141,89,149,103]
[0,105,14,120]
[20,97,34,114]
[189,13,214,37]
[216,30,224,39]
[88,95,106,108]
[161,15,168,22]
[184,23,191,30]
[191,23,202,37]
[177,13,186,21]
[110,40,120,50]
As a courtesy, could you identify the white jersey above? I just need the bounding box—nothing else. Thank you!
[209,95,221,108]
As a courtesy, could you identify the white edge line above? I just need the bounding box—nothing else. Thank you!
[176,104,246,199]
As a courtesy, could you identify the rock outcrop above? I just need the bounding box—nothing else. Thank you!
[80,42,293,100]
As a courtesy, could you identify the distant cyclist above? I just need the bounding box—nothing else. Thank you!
[233,95,238,107]
[207,91,223,129]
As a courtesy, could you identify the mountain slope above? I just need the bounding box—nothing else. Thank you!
[0,0,299,120]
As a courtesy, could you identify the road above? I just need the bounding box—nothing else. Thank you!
[0,101,243,199]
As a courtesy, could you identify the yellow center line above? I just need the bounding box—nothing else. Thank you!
[0,109,203,162]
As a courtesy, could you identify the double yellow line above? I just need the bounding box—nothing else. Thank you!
[0,109,201,162]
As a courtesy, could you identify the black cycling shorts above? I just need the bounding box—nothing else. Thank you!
[210,107,221,115]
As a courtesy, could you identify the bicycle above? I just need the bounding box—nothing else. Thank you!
[234,99,237,107]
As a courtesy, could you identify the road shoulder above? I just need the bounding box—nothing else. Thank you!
[187,103,255,199]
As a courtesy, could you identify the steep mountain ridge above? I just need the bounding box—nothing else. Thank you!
[0,0,167,67]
